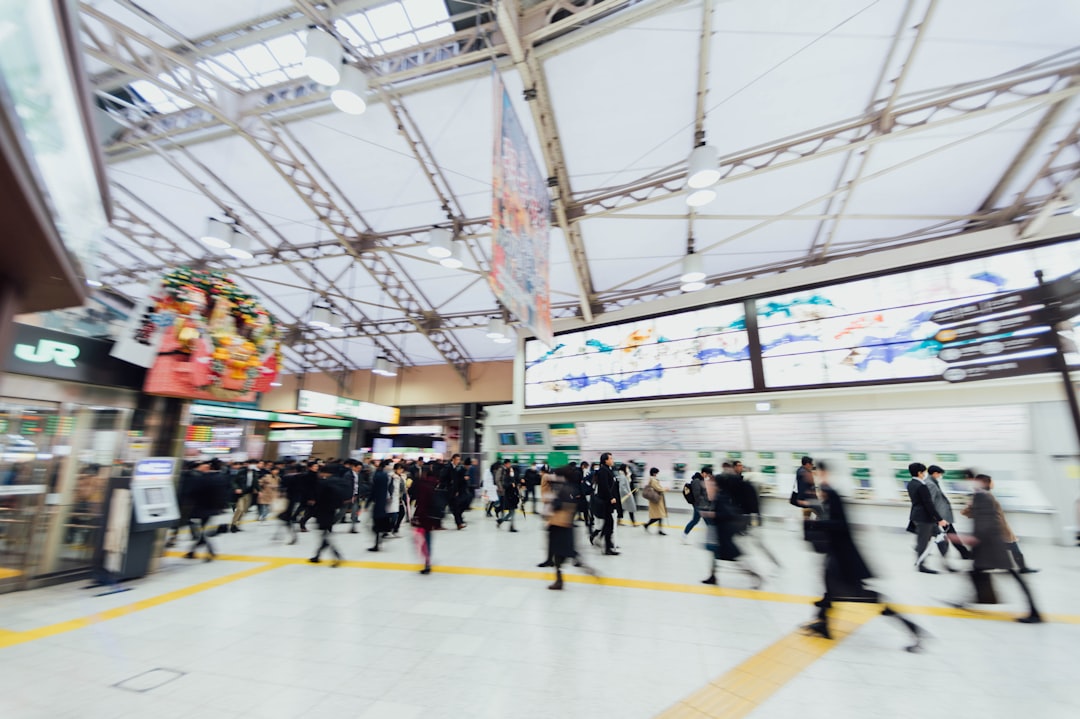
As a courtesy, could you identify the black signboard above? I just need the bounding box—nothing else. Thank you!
[941,355,1055,383]
[929,288,1041,325]
[3,324,145,390]
[937,333,1052,363]
[933,312,1049,343]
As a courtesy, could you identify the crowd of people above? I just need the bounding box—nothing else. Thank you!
[167,451,1045,650]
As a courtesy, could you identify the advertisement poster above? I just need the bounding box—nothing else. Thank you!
[490,72,553,347]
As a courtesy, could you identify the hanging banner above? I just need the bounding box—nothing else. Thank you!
[490,71,553,347]
[109,279,169,368]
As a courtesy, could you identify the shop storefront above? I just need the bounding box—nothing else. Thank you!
[186,403,353,462]
[0,324,144,593]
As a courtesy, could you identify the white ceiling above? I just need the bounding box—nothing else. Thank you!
[81,0,1080,379]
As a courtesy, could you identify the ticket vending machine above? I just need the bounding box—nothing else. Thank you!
[95,457,180,583]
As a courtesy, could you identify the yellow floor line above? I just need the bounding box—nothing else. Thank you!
[0,560,285,651]
[657,603,882,719]
[167,551,1080,624]
[0,567,24,580]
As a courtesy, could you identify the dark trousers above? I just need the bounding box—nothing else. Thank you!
[971,568,1041,617]
[914,521,938,564]
[189,518,214,556]
[523,485,537,513]
[314,527,342,560]
[451,497,466,527]
[600,508,615,550]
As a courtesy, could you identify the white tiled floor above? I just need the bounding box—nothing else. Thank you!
[1,507,1078,718]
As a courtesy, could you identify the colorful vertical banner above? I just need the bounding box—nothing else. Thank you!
[490,72,553,346]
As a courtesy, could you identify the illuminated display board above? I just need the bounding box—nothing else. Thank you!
[522,238,1080,406]
[524,303,752,407]
[757,240,1080,387]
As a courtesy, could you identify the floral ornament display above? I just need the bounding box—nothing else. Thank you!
[143,268,282,402]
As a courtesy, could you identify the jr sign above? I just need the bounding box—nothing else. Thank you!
[13,339,81,367]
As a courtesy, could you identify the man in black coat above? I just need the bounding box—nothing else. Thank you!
[297,460,321,533]
[310,464,352,566]
[906,462,947,573]
[593,453,619,555]
[185,460,229,561]
[229,460,264,532]
[443,454,468,530]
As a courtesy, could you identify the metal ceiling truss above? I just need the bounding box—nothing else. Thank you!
[82,2,474,384]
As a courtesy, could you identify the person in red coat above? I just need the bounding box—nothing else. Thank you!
[411,465,442,574]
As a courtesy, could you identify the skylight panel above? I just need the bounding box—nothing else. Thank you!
[265,32,305,68]
[367,3,412,39]
[129,79,192,113]
[232,43,278,78]
[201,53,249,85]
[379,33,419,53]
[402,0,451,29]
[336,14,381,54]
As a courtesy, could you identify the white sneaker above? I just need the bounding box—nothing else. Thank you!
[681,534,689,544]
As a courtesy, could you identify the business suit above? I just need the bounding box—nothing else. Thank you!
[368,468,390,551]
[907,477,943,570]
[594,464,619,553]
[230,467,263,531]
[926,475,971,560]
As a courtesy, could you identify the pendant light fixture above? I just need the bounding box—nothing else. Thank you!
[225,230,253,259]
[309,306,333,329]
[686,144,720,189]
[485,317,506,339]
[200,218,233,249]
[373,357,397,377]
[439,240,464,269]
[426,227,453,259]
[331,65,369,115]
[686,187,717,207]
[680,236,706,293]
[303,28,342,86]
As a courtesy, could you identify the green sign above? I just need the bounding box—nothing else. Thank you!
[296,390,399,423]
[935,453,960,462]
[851,468,872,479]
[848,452,869,461]
[268,429,344,442]
[14,339,80,367]
[698,452,713,459]
[792,452,808,460]
[728,451,743,459]
[757,451,774,459]
[894,469,913,480]
[889,452,911,462]
[761,465,777,475]
[190,404,351,428]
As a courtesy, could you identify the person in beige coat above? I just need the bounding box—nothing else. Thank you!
[642,467,668,535]
[257,466,279,521]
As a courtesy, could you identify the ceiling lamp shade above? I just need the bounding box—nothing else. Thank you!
[686,144,720,189]
[681,280,706,293]
[200,218,233,249]
[686,187,717,207]
[373,357,397,377]
[485,318,506,339]
[493,328,514,345]
[225,231,253,259]
[303,29,342,86]
[679,252,705,283]
[309,306,333,329]
[331,65,368,115]
[426,227,453,258]
[439,240,464,269]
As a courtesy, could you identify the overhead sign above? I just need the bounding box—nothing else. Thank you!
[929,289,1041,325]
[3,324,145,390]
[189,403,351,428]
[942,355,1055,383]
[267,429,343,442]
[937,333,1051,363]
[379,425,443,435]
[296,390,399,424]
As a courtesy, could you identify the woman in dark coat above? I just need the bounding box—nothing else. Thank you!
[411,466,441,574]
[701,467,761,588]
[803,461,926,650]
[368,459,392,552]
[959,473,1042,623]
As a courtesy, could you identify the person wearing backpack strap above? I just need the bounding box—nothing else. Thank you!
[681,472,705,544]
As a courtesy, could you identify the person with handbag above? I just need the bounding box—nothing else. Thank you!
[642,467,668,535]
[801,461,926,651]
[700,465,761,588]
[617,464,637,526]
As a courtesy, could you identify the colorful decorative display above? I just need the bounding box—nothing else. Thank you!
[490,72,553,346]
[133,268,282,402]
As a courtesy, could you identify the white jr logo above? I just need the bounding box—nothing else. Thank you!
[14,340,80,367]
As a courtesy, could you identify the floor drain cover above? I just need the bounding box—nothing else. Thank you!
[114,668,185,692]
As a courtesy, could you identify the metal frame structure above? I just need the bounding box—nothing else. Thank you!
[78,0,1080,380]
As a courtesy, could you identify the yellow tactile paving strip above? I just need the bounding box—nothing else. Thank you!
[657,604,882,719]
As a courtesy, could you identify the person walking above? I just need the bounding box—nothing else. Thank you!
[642,467,668,535]
[229,460,263,532]
[801,461,926,651]
[700,465,761,587]
[390,462,409,537]
[617,464,637,526]
[523,464,541,515]
[309,465,350,566]
[368,459,392,552]
[545,465,595,589]
[444,454,468,530]
[411,465,441,574]
[956,473,1043,622]
[257,466,279,521]
[924,465,971,567]
[496,460,520,532]
[481,462,501,519]
[593,453,619,555]
[681,472,706,544]
[578,460,594,533]
[185,460,228,561]
[906,462,949,573]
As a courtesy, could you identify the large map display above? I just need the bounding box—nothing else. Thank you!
[524,303,752,406]
[757,240,1080,387]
